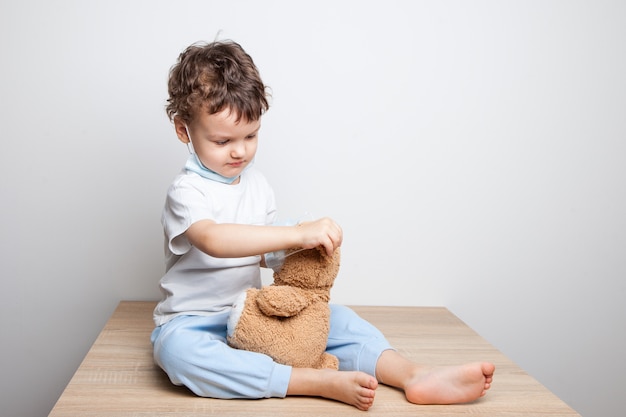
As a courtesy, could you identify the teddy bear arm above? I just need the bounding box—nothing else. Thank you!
[256,286,310,317]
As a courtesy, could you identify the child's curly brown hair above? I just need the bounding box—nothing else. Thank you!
[166,40,269,124]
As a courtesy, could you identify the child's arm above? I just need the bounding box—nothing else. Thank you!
[185,217,342,258]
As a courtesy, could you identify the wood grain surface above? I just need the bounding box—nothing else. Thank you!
[48,301,580,416]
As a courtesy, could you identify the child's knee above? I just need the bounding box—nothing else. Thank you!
[330,304,359,324]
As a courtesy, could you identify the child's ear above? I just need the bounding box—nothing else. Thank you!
[173,117,191,144]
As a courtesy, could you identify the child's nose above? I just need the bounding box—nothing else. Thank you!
[231,141,246,157]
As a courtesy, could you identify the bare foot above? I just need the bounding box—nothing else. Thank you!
[322,370,378,410]
[288,368,378,411]
[404,362,495,405]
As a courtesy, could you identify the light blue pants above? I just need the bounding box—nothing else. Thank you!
[151,304,393,399]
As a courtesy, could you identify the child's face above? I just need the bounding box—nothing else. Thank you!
[175,108,260,183]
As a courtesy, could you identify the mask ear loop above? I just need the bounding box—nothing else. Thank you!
[184,125,195,154]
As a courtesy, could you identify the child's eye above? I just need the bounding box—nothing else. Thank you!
[214,140,229,146]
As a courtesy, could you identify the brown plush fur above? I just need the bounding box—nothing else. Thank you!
[227,247,340,369]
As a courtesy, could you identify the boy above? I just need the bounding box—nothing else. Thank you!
[151,40,494,411]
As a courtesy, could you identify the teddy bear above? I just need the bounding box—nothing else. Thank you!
[226,246,340,370]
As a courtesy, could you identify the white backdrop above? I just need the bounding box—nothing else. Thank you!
[1,1,624,416]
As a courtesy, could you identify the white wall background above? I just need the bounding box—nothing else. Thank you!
[1,1,624,416]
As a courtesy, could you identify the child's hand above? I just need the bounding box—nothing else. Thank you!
[296,217,343,256]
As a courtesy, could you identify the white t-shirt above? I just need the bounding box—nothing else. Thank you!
[153,166,277,326]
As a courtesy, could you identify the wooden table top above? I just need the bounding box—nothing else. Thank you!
[48,301,580,416]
